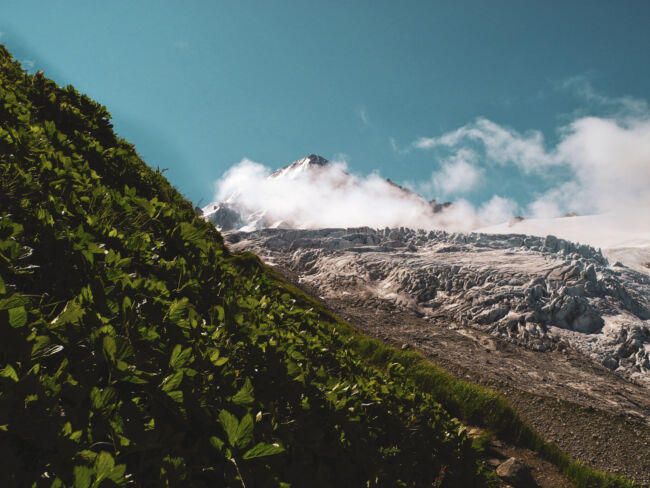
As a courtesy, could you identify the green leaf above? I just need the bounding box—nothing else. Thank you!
[0,294,28,310]
[243,442,285,460]
[231,378,254,406]
[209,436,225,451]
[90,387,117,411]
[0,364,18,382]
[166,390,183,403]
[235,414,254,449]
[219,410,254,449]
[179,222,205,245]
[167,298,189,324]
[72,465,92,488]
[94,451,115,477]
[161,371,183,392]
[218,410,239,447]
[8,306,27,327]
[32,343,64,360]
[103,336,116,362]
[169,344,192,369]
[0,274,6,295]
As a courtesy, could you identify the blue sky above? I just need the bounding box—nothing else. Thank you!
[2,1,649,215]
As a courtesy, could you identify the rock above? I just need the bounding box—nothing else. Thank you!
[496,457,536,487]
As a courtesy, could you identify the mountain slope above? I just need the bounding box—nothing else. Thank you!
[479,213,650,276]
[0,46,490,487]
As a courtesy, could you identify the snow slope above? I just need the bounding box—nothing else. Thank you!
[478,213,650,275]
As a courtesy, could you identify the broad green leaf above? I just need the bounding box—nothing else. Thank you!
[103,336,116,362]
[0,274,5,294]
[30,335,51,359]
[169,344,192,369]
[161,371,183,392]
[166,390,183,403]
[53,299,85,325]
[243,442,285,460]
[209,436,225,451]
[219,410,239,446]
[231,378,254,406]
[72,465,92,488]
[8,306,27,327]
[167,298,189,324]
[179,222,205,245]
[219,410,254,449]
[90,387,117,410]
[0,364,18,382]
[236,414,254,450]
[0,294,28,310]
[94,451,115,477]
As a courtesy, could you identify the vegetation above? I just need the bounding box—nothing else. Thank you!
[0,46,495,487]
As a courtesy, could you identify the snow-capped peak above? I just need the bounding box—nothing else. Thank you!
[270,154,330,179]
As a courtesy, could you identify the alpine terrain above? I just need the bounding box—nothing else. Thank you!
[207,155,650,486]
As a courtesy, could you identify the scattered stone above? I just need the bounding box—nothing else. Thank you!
[496,457,536,487]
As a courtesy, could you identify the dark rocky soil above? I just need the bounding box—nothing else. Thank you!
[278,266,650,487]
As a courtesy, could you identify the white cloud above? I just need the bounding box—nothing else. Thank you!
[407,149,483,198]
[478,195,519,223]
[209,85,648,235]
[414,118,555,172]
[356,105,370,126]
[562,76,649,119]
[212,157,511,232]
[431,150,482,196]
[22,59,35,69]
[412,92,650,219]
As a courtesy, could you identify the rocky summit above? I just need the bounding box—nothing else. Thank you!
[226,226,650,386]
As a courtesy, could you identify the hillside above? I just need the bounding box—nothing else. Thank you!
[0,47,493,487]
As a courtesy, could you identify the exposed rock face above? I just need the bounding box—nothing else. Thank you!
[226,227,650,386]
[202,203,244,231]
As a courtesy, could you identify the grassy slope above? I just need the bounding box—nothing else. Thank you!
[0,46,491,487]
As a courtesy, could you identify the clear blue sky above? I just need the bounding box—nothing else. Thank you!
[2,1,649,210]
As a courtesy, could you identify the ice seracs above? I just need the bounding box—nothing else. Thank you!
[226,227,650,386]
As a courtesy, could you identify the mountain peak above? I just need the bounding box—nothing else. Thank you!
[305,154,329,166]
[271,153,330,178]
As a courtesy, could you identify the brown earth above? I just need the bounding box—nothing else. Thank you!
[277,265,650,487]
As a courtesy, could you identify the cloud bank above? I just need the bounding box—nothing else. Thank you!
[213,158,510,232]
[210,84,649,233]
[413,111,650,218]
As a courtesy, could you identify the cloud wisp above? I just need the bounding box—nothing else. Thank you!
[406,149,483,198]
[356,105,371,127]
